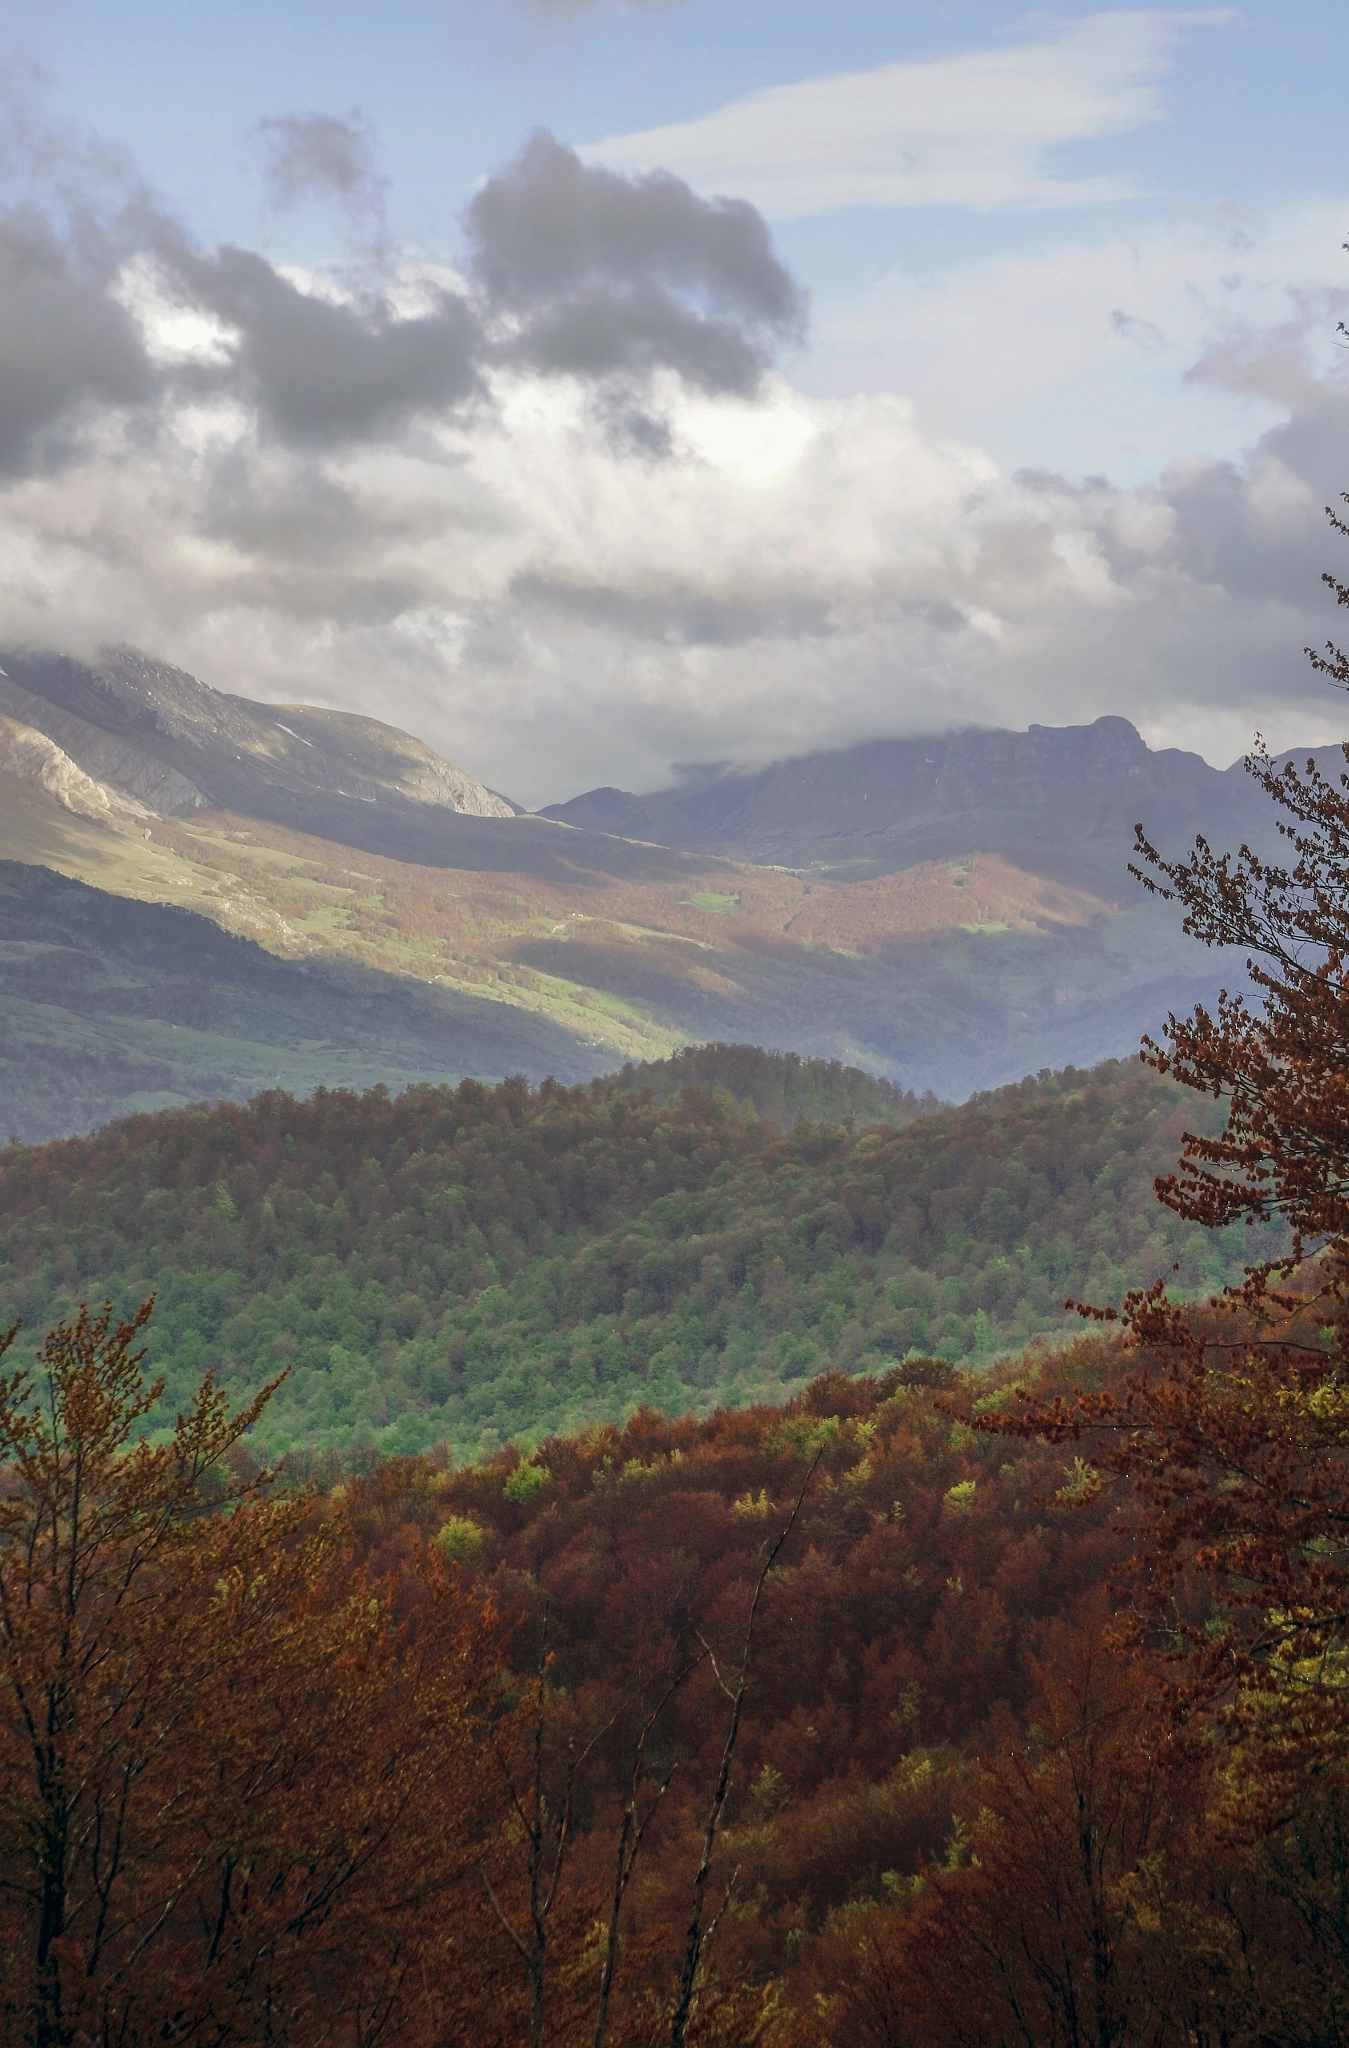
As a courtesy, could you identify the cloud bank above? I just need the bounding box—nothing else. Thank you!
[0,87,1347,810]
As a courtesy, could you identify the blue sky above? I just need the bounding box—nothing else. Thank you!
[17,4,1346,232]
[1,3,1348,798]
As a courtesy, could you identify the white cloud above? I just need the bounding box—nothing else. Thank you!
[1,329,1341,808]
[582,10,1229,218]
[0,107,1345,811]
[112,255,239,368]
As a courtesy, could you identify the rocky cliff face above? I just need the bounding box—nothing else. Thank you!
[0,712,154,823]
[0,647,514,826]
[540,717,1276,877]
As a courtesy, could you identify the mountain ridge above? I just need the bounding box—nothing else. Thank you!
[539,715,1277,878]
[0,645,515,827]
[0,648,1327,1130]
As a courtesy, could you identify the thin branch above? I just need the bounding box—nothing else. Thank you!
[592,1649,706,2048]
[667,1446,823,2048]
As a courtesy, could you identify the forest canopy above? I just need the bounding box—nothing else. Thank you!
[0,1050,1280,1464]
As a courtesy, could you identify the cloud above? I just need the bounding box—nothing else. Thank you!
[255,110,388,249]
[0,119,808,470]
[86,130,803,450]
[521,0,678,16]
[800,203,1349,484]
[168,243,483,444]
[465,131,805,394]
[0,91,1346,810]
[0,208,154,474]
[5,335,1344,808]
[0,64,809,460]
[583,10,1228,216]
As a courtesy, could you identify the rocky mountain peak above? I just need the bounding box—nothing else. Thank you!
[0,646,514,827]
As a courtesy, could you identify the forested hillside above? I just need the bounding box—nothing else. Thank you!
[321,1341,1134,2030]
[12,1300,1343,2044]
[300,1314,1346,2045]
[609,1043,943,1127]
[0,1051,1280,1463]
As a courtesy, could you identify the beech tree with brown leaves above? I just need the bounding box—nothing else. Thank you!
[0,1300,507,2048]
[969,506,1349,1780]
[792,1614,1206,2048]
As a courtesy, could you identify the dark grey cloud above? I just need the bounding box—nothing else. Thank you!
[0,95,804,466]
[165,242,481,444]
[465,131,806,395]
[0,207,153,473]
[255,110,387,249]
[1160,393,1349,605]
[152,130,806,444]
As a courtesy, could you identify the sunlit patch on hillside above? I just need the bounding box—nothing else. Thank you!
[0,762,1225,1110]
[780,854,1118,951]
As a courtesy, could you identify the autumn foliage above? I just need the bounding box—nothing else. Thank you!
[9,563,1349,2035]
[316,1321,1349,2046]
[0,1292,1347,2040]
[0,1302,508,2047]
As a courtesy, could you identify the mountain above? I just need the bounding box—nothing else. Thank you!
[0,1056,1282,1464]
[0,643,513,821]
[539,715,1272,881]
[0,860,609,1144]
[0,798,1249,1129]
[0,645,748,883]
[0,651,1317,1125]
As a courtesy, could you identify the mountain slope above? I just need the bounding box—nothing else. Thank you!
[0,653,1292,1113]
[0,861,609,1143]
[0,646,758,884]
[0,753,1255,1112]
[0,1059,1282,1463]
[0,646,514,823]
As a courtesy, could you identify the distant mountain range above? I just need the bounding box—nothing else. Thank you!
[0,644,1331,1141]
[540,716,1271,881]
[0,648,729,883]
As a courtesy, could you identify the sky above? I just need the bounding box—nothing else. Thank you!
[1,1,1348,805]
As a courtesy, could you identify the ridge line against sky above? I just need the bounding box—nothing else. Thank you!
[0,1,1347,806]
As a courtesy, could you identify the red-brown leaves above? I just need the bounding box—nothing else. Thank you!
[1134,737,1349,1262]
[0,1302,510,2048]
